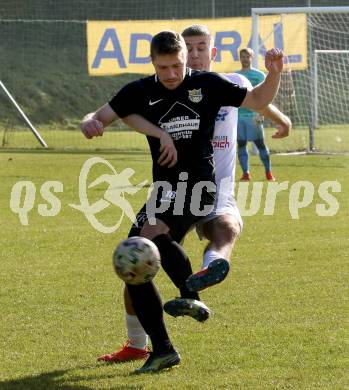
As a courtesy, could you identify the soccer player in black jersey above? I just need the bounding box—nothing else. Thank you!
[81,30,283,373]
[95,25,291,367]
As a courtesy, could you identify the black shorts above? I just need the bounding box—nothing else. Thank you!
[128,185,215,243]
[128,204,148,238]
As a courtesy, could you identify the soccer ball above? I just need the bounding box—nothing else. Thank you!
[112,236,161,285]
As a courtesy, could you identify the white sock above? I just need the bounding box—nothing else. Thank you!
[202,250,222,269]
[126,313,148,349]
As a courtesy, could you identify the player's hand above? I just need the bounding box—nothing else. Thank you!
[81,118,104,139]
[272,115,292,138]
[158,131,177,168]
[265,48,284,74]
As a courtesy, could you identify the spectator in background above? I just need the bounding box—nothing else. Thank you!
[237,48,275,181]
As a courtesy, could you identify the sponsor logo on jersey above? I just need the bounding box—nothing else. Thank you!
[149,99,163,106]
[212,135,230,149]
[159,102,200,141]
[188,88,203,103]
[215,109,229,122]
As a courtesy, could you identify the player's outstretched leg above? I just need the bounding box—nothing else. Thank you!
[185,258,230,292]
[186,216,241,292]
[153,233,212,322]
[153,234,199,299]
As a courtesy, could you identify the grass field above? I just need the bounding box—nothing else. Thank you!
[0,151,348,389]
[0,123,348,153]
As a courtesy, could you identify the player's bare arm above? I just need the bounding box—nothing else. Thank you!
[81,103,177,167]
[258,104,292,138]
[80,103,119,139]
[122,115,177,168]
[271,115,292,139]
[241,49,283,110]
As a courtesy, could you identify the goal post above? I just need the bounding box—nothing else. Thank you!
[0,80,48,148]
[251,6,349,153]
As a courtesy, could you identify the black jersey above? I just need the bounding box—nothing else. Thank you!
[109,68,247,185]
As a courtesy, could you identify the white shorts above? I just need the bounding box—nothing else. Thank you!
[195,196,243,240]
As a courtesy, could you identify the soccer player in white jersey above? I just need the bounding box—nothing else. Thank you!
[96,25,291,364]
[181,24,291,293]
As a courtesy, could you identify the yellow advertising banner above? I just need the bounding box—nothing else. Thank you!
[87,15,307,75]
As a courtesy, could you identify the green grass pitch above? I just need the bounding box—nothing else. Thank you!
[0,151,348,389]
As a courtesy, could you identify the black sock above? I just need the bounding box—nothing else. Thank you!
[126,282,174,355]
[153,234,200,300]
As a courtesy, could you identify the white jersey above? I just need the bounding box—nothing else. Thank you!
[213,73,252,207]
[196,73,252,238]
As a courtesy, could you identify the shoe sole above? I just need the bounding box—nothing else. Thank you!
[135,353,181,373]
[163,299,210,322]
[186,259,230,292]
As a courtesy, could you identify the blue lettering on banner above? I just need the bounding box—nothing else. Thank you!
[90,25,303,71]
[92,28,126,69]
[214,31,241,61]
[129,33,152,64]
[273,22,302,64]
[247,35,267,58]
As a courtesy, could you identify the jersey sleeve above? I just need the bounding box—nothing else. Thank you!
[108,80,143,118]
[210,72,247,108]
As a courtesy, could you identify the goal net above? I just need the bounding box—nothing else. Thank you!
[251,6,349,153]
[314,50,349,128]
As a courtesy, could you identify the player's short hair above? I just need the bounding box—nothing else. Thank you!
[239,47,254,57]
[150,30,187,60]
[181,24,211,38]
